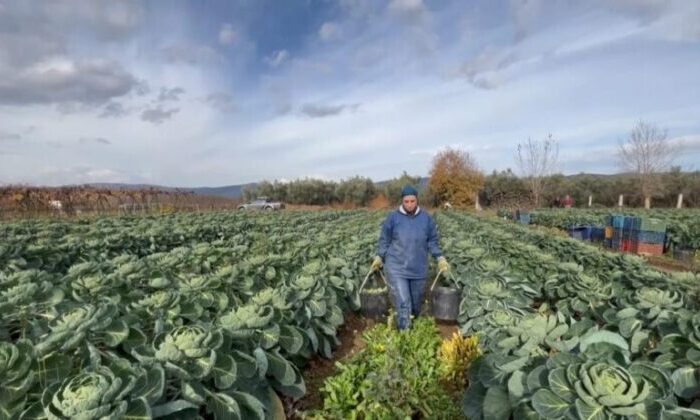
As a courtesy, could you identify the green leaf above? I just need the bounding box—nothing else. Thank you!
[574,398,606,420]
[151,400,199,418]
[463,381,486,420]
[279,325,304,355]
[181,380,206,405]
[266,350,296,385]
[548,368,574,402]
[206,390,242,420]
[231,391,265,420]
[103,319,130,347]
[500,356,530,373]
[483,386,511,420]
[253,347,268,380]
[306,327,319,352]
[122,398,152,420]
[526,365,548,392]
[687,349,700,366]
[232,350,257,378]
[0,371,35,404]
[18,400,46,420]
[0,396,28,419]
[35,352,72,388]
[532,389,570,419]
[122,327,148,354]
[508,370,526,401]
[580,330,629,354]
[132,365,165,405]
[213,353,238,389]
[672,367,700,400]
[260,324,280,349]
[619,317,642,339]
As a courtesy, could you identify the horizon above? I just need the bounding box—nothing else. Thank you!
[1,0,699,188]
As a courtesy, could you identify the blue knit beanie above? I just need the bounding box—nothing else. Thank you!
[400,185,418,198]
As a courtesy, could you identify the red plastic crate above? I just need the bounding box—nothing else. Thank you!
[621,239,638,253]
[637,242,664,256]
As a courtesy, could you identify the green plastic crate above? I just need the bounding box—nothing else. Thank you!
[640,217,667,233]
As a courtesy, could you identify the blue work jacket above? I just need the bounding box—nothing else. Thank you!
[377,206,443,279]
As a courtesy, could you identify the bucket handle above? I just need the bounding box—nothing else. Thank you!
[358,269,388,295]
[430,269,458,292]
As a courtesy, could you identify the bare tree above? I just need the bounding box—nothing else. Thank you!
[515,134,559,207]
[618,121,679,209]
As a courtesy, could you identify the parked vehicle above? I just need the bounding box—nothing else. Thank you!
[237,197,285,210]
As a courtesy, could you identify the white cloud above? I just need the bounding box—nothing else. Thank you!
[319,22,341,41]
[218,23,238,45]
[265,50,290,67]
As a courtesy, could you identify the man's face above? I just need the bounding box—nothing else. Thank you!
[402,195,418,212]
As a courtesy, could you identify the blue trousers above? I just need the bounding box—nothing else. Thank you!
[386,270,426,330]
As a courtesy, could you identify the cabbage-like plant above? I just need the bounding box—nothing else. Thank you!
[495,312,582,358]
[35,303,128,356]
[656,312,700,371]
[458,276,534,329]
[459,307,527,338]
[544,263,613,316]
[0,340,35,418]
[150,325,225,381]
[465,337,679,420]
[0,269,64,339]
[604,286,685,341]
[177,275,230,316]
[40,366,150,420]
[219,289,305,356]
[65,261,123,303]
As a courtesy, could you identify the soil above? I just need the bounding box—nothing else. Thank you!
[644,255,697,274]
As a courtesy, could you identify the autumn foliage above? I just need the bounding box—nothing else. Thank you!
[428,148,484,208]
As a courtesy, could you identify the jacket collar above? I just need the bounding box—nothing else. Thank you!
[398,205,420,215]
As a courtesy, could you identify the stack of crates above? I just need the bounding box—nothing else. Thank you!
[621,216,640,253]
[634,217,666,256]
[606,214,625,251]
[604,214,641,253]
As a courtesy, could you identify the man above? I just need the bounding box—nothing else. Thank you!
[370,185,449,330]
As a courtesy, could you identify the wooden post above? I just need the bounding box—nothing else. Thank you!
[475,194,482,211]
[677,193,684,209]
[588,195,593,207]
[644,196,651,209]
[618,194,624,207]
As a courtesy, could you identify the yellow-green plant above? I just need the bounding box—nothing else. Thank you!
[438,332,482,392]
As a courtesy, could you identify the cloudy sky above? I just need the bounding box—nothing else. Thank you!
[1,0,699,187]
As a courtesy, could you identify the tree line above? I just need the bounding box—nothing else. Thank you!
[244,120,698,209]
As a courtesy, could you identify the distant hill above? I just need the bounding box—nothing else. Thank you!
[86,178,432,200]
[87,182,257,199]
[81,174,631,200]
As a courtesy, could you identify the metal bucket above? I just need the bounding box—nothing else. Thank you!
[360,290,388,319]
[429,270,460,322]
[358,270,389,319]
[430,286,460,322]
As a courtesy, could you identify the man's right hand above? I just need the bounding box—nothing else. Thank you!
[370,256,383,272]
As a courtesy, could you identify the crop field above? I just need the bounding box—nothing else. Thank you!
[2,210,700,419]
